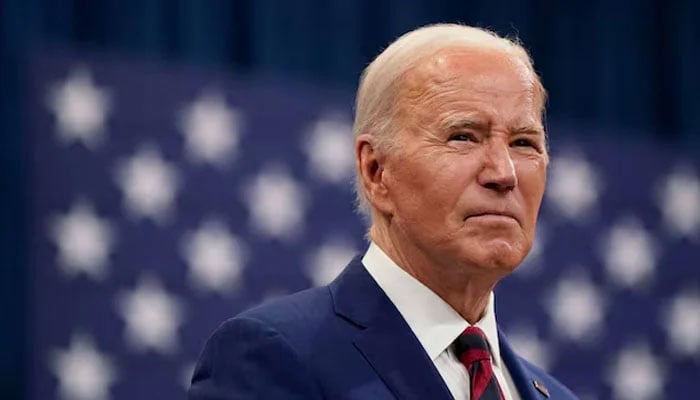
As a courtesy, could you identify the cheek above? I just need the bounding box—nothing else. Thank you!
[425,156,477,204]
[389,153,470,217]
[384,156,434,215]
[516,159,547,219]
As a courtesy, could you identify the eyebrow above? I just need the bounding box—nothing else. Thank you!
[513,126,545,136]
[444,119,544,136]
[444,118,489,131]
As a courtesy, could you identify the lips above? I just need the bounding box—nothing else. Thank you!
[465,210,520,224]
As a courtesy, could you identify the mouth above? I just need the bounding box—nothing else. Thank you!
[465,211,519,224]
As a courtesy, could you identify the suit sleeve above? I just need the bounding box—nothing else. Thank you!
[188,316,324,400]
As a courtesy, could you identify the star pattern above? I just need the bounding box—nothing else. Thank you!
[115,145,180,222]
[178,93,242,167]
[305,238,357,286]
[116,275,185,355]
[545,153,601,221]
[28,56,700,399]
[507,326,554,371]
[600,217,658,289]
[49,200,114,280]
[607,344,665,400]
[46,68,111,148]
[546,273,606,342]
[181,218,246,294]
[243,165,307,239]
[302,114,355,184]
[663,289,700,358]
[657,166,700,238]
[49,333,117,400]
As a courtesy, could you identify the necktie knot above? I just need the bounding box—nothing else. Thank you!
[454,326,492,364]
[453,326,505,400]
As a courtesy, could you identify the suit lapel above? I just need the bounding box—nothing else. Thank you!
[354,323,454,400]
[498,330,548,400]
[329,257,454,400]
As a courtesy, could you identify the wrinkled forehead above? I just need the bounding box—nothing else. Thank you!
[400,46,542,108]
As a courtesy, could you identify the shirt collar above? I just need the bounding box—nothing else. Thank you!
[361,242,502,365]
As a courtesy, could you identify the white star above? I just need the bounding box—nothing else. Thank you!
[657,166,700,238]
[305,239,357,286]
[116,275,185,355]
[545,153,601,221]
[46,68,111,149]
[181,218,246,295]
[507,326,554,371]
[178,93,242,167]
[302,114,355,184]
[243,165,307,239]
[49,200,114,280]
[663,289,700,358]
[608,344,665,400]
[49,333,117,400]
[115,145,180,222]
[546,272,606,342]
[600,217,658,289]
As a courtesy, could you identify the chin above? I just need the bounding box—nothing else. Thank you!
[465,240,528,273]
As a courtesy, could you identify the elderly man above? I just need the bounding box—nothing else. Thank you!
[189,24,577,400]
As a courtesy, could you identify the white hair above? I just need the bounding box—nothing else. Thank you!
[352,23,546,220]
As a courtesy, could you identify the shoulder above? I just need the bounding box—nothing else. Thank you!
[210,285,334,354]
[189,288,332,399]
[238,285,333,332]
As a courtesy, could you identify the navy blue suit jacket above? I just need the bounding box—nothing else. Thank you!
[189,257,577,399]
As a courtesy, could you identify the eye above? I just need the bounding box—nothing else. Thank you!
[449,133,472,142]
[512,138,536,148]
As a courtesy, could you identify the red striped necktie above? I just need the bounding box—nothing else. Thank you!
[454,326,505,400]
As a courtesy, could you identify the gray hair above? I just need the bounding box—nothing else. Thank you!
[352,23,546,221]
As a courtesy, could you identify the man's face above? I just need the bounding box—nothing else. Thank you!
[380,47,547,276]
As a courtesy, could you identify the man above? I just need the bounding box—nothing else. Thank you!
[189,23,578,400]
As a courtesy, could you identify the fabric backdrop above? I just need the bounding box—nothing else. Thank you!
[1,1,699,398]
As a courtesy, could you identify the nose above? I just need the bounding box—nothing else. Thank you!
[477,140,517,192]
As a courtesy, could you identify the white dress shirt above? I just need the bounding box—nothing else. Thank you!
[362,242,522,400]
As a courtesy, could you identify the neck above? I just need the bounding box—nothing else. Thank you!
[370,221,497,324]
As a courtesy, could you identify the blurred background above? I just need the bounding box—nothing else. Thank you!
[2,1,699,399]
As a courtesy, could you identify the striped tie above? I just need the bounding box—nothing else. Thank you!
[454,326,505,400]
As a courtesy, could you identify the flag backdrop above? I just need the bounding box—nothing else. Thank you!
[25,50,700,400]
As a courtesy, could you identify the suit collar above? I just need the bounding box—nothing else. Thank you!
[329,257,454,400]
[361,242,503,364]
[329,257,554,400]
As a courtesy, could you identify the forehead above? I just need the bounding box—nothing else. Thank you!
[401,47,541,115]
[422,47,533,85]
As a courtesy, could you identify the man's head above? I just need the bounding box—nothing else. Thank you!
[354,24,548,278]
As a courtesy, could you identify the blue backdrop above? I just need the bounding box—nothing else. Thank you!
[2,1,700,399]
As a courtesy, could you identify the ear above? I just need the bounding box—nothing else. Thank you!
[355,134,394,216]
